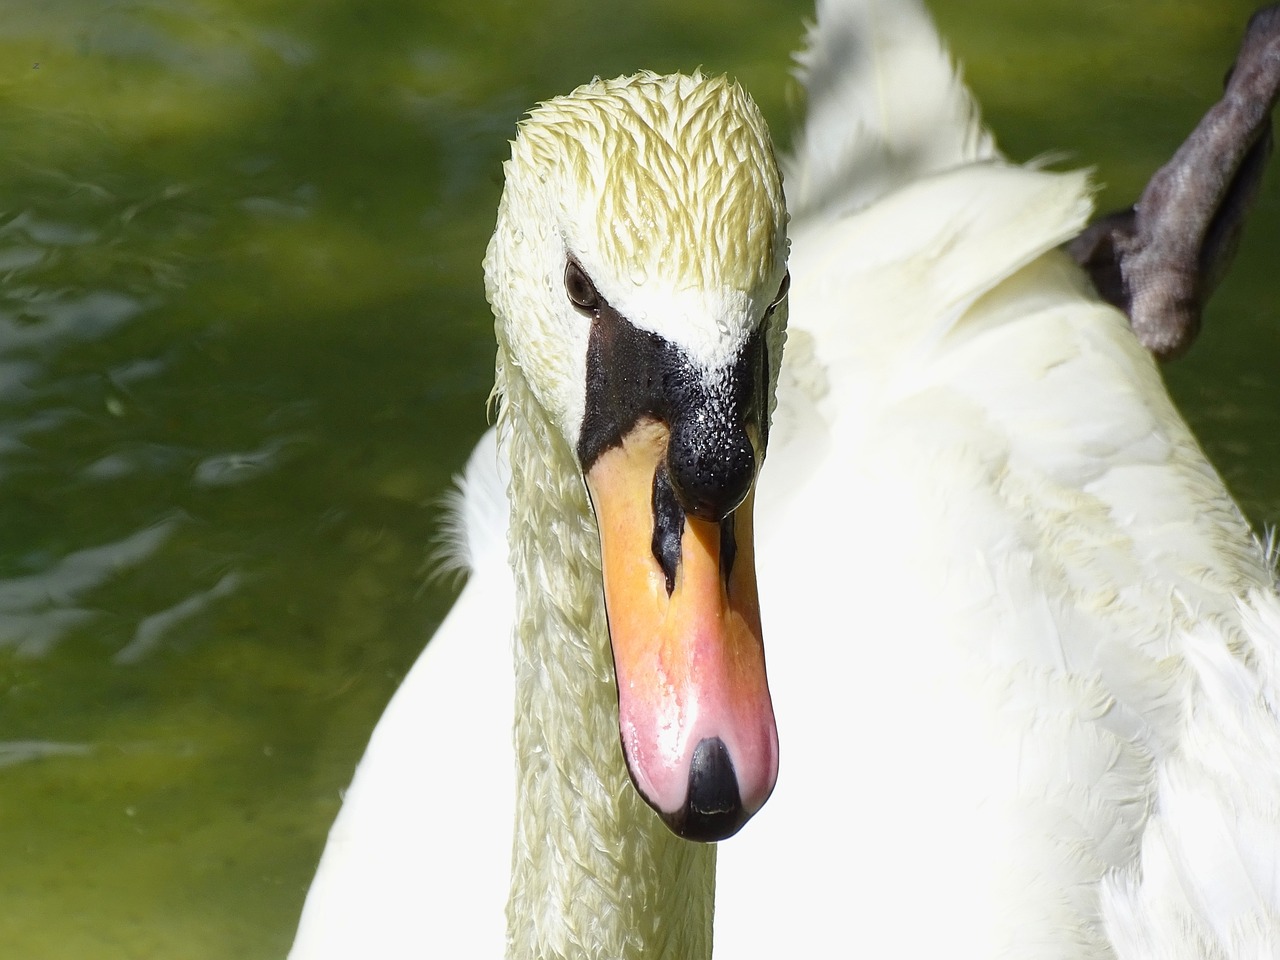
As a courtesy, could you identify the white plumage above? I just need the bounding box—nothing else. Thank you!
[290,1,1280,957]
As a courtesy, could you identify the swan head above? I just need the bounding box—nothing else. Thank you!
[486,72,788,841]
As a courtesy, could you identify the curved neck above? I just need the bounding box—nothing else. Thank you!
[496,353,715,960]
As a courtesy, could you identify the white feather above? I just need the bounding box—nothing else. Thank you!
[785,0,997,220]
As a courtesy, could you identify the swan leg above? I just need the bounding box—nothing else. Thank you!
[1068,4,1280,360]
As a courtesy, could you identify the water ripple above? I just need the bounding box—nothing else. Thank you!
[114,571,244,665]
[193,434,304,487]
[0,520,177,658]
[0,740,93,769]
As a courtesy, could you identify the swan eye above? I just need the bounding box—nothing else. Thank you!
[565,260,601,313]
[766,271,790,314]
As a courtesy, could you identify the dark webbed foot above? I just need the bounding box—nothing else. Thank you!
[1068,5,1280,361]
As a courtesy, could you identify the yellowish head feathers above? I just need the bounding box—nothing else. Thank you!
[512,71,786,295]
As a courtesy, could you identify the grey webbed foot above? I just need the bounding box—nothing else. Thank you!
[1068,4,1280,361]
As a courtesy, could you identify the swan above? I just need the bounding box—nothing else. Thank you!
[289,0,1280,957]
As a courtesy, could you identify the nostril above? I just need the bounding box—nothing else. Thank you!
[651,463,684,596]
[667,417,754,522]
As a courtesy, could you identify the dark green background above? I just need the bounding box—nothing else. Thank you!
[0,1,1276,955]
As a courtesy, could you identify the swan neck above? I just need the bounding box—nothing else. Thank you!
[496,350,716,960]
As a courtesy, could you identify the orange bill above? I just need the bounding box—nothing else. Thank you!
[585,419,778,840]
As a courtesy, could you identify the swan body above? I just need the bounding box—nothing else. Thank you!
[290,1,1280,957]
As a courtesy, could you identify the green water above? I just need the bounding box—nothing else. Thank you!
[0,0,1276,956]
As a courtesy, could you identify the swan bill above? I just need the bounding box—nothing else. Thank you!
[585,420,779,843]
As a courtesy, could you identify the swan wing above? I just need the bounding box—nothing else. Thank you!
[1103,590,1280,958]
[719,161,1280,957]
[716,1,1280,943]
[784,0,997,222]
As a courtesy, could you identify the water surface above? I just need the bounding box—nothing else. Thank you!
[0,0,1276,955]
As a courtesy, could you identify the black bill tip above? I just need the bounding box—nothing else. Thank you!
[658,736,748,842]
